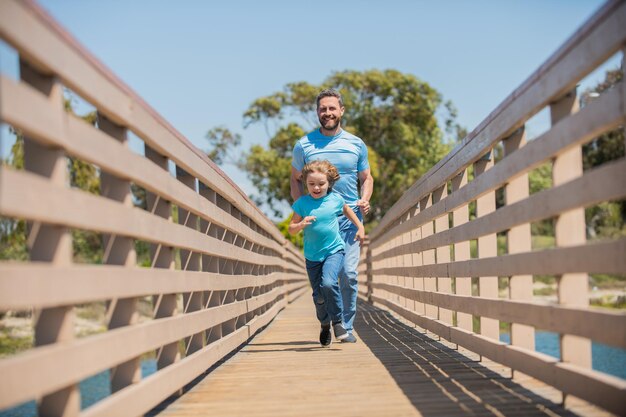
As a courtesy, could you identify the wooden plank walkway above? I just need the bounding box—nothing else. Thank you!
[152,294,612,417]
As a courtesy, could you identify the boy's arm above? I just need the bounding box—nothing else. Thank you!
[288,212,315,235]
[342,204,366,244]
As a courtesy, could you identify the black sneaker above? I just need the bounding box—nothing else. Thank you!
[319,324,332,347]
[341,333,357,343]
[332,323,349,341]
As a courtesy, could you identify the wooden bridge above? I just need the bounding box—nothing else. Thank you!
[0,1,625,416]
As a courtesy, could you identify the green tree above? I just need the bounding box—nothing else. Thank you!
[209,69,456,224]
[0,94,104,262]
[277,212,303,248]
[514,68,624,239]
[0,132,27,260]
[580,68,625,238]
[205,126,241,165]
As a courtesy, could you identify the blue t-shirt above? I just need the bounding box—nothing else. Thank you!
[292,192,345,262]
[292,129,369,208]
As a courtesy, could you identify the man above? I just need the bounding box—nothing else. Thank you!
[291,88,374,343]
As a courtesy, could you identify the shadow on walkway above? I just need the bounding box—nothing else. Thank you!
[356,301,578,417]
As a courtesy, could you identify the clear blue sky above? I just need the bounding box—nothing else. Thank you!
[2,0,618,217]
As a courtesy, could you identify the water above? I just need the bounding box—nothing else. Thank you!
[0,359,157,417]
[500,331,626,379]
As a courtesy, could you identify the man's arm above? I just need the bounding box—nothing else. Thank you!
[357,168,374,215]
[342,204,365,244]
[290,166,304,202]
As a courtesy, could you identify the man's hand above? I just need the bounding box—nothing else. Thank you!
[356,199,370,216]
[354,226,366,245]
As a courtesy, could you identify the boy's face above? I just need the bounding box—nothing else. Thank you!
[305,171,329,199]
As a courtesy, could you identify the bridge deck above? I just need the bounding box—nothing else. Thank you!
[152,294,610,417]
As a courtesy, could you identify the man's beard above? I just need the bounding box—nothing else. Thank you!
[319,115,341,131]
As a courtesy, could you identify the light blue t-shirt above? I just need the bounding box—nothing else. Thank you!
[292,192,345,262]
[292,129,369,208]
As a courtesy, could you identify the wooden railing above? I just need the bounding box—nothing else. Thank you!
[0,1,307,416]
[361,1,626,415]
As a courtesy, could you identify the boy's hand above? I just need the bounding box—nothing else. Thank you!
[301,216,316,228]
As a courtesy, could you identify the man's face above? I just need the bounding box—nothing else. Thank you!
[317,96,344,131]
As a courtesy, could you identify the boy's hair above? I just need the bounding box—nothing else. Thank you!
[316,88,343,109]
[302,160,340,191]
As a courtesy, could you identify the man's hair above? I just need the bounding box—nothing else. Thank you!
[316,88,343,109]
[302,160,340,191]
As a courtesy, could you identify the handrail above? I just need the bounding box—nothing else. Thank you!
[0,1,306,416]
[363,0,626,415]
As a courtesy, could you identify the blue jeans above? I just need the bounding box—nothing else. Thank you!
[338,209,363,332]
[305,250,345,325]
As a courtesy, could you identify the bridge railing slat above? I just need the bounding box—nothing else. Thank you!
[0,266,289,310]
[372,159,626,262]
[373,280,626,349]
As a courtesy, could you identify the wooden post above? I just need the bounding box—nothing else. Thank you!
[176,167,204,356]
[99,114,141,393]
[474,151,499,341]
[199,183,224,344]
[231,209,248,330]
[385,240,393,305]
[550,89,591,403]
[409,206,421,314]
[366,242,373,303]
[399,212,411,309]
[390,233,400,305]
[216,194,237,335]
[21,59,80,417]
[420,195,434,319]
[503,127,534,378]
[433,185,452,325]
[145,146,179,371]
[452,169,472,333]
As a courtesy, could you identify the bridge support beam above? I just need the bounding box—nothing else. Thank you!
[433,184,452,326]
[451,170,472,334]
[21,59,80,417]
[145,146,180,375]
[177,167,204,356]
[503,127,534,380]
[550,88,591,405]
[474,152,499,343]
[99,114,141,393]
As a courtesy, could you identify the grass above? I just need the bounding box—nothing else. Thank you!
[591,297,626,309]
[0,333,32,358]
[533,287,556,296]
[590,273,626,289]
[532,235,555,250]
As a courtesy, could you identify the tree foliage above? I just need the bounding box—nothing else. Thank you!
[514,68,624,239]
[580,69,625,238]
[205,126,241,165]
[1,95,103,262]
[0,131,27,260]
[210,69,456,222]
